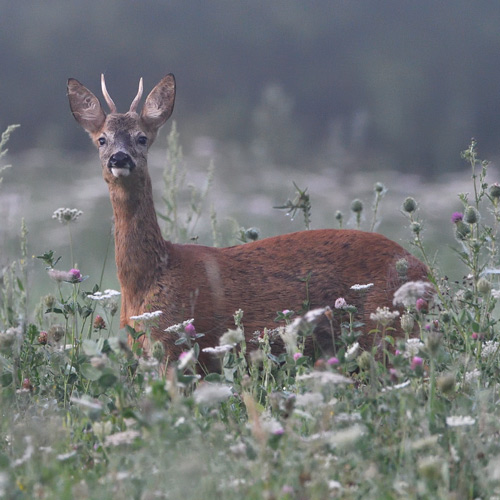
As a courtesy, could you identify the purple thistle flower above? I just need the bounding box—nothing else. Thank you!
[451,212,463,223]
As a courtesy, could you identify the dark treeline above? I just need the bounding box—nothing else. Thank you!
[1,0,500,175]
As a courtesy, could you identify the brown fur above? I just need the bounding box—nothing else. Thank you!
[67,74,428,370]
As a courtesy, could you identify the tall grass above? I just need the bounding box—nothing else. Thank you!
[1,127,500,499]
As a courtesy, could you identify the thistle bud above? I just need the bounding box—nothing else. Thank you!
[477,277,492,295]
[38,331,48,345]
[402,197,417,213]
[374,182,386,194]
[400,313,415,334]
[350,199,363,214]
[357,351,373,371]
[490,183,500,199]
[245,227,260,241]
[455,221,470,240]
[152,341,165,363]
[464,206,479,224]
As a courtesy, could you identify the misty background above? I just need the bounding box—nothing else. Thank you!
[2,1,500,299]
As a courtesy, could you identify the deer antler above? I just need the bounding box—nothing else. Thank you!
[129,77,144,113]
[101,74,117,113]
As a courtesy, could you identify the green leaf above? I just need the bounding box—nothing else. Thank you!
[80,363,102,381]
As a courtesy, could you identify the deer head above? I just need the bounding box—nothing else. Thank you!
[67,74,176,184]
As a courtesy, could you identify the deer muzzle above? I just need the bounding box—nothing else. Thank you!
[108,152,136,178]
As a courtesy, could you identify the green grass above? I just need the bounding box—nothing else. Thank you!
[2,131,500,499]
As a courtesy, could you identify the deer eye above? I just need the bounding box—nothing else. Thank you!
[98,137,106,146]
[137,136,148,146]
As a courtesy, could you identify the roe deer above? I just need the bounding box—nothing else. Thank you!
[67,73,429,371]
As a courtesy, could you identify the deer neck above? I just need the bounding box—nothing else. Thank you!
[107,173,168,310]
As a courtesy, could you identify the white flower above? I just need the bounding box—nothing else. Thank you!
[193,383,233,406]
[13,437,34,467]
[295,392,324,408]
[351,283,374,291]
[303,307,327,322]
[446,415,476,427]
[130,310,163,321]
[370,306,400,326]
[165,319,194,334]
[346,342,360,360]
[178,349,196,370]
[464,368,481,385]
[297,371,352,385]
[52,207,83,224]
[57,451,77,461]
[404,338,424,358]
[393,280,432,307]
[334,297,347,309]
[88,289,121,300]
[481,340,500,359]
[492,289,500,300]
[202,345,234,356]
[220,328,244,347]
[104,430,141,446]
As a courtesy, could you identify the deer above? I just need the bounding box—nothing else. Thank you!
[67,73,429,372]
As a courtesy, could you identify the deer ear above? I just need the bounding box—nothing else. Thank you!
[141,74,176,131]
[67,78,106,135]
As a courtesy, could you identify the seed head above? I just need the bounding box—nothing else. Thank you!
[350,199,363,214]
[477,277,492,295]
[490,183,500,199]
[152,341,165,363]
[374,182,386,194]
[402,197,417,213]
[464,206,480,224]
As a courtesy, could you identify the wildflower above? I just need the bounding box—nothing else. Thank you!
[52,207,83,224]
[93,315,106,330]
[38,331,48,345]
[130,310,162,322]
[464,369,480,385]
[405,338,424,358]
[410,356,423,370]
[220,328,244,347]
[151,341,165,363]
[492,289,500,300]
[451,212,463,223]
[48,324,65,343]
[178,349,196,370]
[193,383,233,406]
[22,378,33,391]
[104,430,141,447]
[165,318,195,334]
[293,352,303,362]
[395,258,409,279]
[490,183,500,199]
[48,268,83,283]
[0,327,22,355]
[335,297,347,309]
[87,289,121,301]
[446,415,475,427]
[370,306,400,326]
[297,371,352,385]
[345,342,360,360]
[400,313,415,334]
[481,340,500,359]
[351,283,374,291]
[402,197,417,213]
[464,206,479,224]
[477,277,492,295]
[393,280,432,307]
[415,298,428,313]
[202,344,234,356]
[327,356,339,365]
[350,198,363,214]
[184,323,196,338]
[295,392,323,408]
[471,332,479,340]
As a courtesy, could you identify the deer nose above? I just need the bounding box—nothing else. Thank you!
[108,152,134,169]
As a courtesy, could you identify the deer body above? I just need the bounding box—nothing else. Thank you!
[67,74,428,368]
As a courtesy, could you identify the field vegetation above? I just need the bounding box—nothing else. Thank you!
[2,126,500,499]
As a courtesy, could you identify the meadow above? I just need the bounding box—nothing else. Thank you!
[2,123,500,499]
